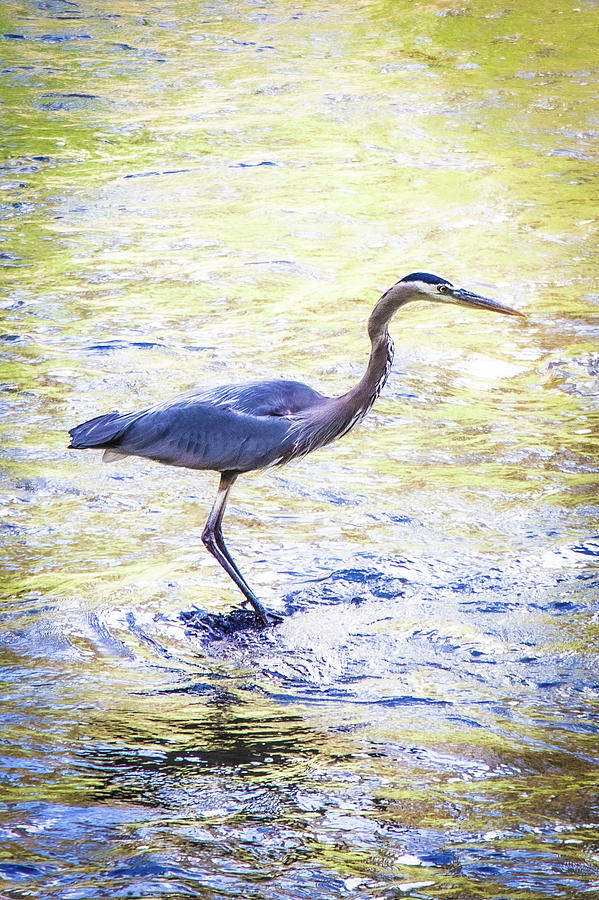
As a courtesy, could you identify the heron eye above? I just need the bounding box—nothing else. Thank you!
[437,284,448,294]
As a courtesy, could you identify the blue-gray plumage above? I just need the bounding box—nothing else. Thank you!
[69,272,524,625]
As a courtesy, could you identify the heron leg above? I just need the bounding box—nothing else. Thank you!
[201,472,275,626]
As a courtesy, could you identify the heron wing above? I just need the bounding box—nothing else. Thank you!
[69,378,331,472]
[70,400,296,473]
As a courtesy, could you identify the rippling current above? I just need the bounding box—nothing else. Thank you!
[1,0,598,897]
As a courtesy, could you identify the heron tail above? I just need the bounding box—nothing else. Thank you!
[68,410,132,450]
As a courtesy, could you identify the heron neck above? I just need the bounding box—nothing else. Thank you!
[287,313,396,458]
[341,329,394,417]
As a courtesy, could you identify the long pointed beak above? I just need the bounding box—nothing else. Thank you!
[449,287,525,318]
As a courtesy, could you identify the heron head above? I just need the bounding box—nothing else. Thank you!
[398,271,524,318]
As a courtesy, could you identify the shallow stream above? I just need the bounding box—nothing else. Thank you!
[1,1,598,897]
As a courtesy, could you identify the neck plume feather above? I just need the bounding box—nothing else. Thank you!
[339,329,394,423]
[335,282,408,429]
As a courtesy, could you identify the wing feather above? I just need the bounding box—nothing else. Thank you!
[98,401,295,473]
[151,380,328,417]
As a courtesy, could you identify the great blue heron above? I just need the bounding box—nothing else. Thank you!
[69,272,523,625]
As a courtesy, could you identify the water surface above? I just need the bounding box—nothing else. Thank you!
[1,0,598,897]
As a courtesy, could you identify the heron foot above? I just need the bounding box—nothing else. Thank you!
[249,600,283,627]
[181,605,281,637]
[260,608,284,626]
[240,599,283,627]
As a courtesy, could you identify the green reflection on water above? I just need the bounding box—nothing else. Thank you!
[1,0,598,896]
